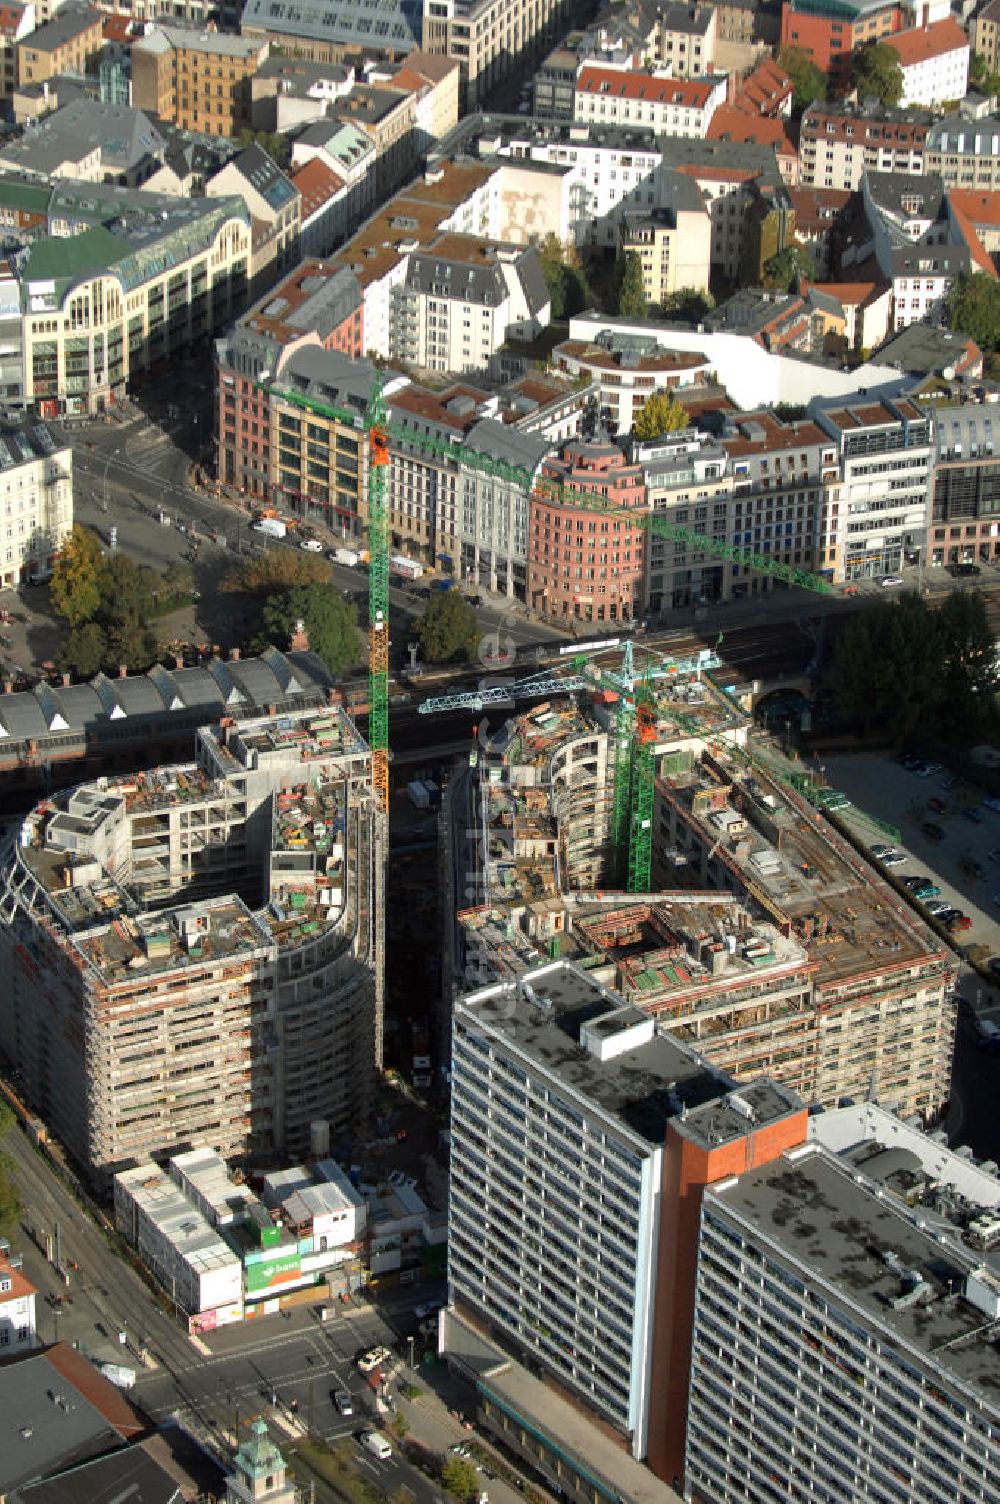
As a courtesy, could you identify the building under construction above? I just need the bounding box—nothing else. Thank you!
[450,648,953,1119]
[0,705,385,1181]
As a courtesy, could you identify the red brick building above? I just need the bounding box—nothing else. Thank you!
[528,439,647,625]
[781,0,903,83]
[215,260,362,501]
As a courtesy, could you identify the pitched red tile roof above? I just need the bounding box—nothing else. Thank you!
[886,17,968,67]
[101,13,135,42]
[708,106,796,156]
[290,156,345,218]
[947,197,998,277]
[732,57,793,116]
[577,66,717,107]
[810,278,886,305]
[0,1257,36,1303]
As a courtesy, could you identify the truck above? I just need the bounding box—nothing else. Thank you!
[390,555,423,581]
[253,517,287,539]
[334,546,361,567]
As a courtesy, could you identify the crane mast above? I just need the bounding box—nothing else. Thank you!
[366,374,390,813]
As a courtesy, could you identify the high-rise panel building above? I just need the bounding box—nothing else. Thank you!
[686,1122,1000,1502]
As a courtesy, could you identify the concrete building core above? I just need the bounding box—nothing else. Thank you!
[0,705,385,1181]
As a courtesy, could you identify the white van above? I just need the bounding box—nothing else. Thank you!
[361,1431,392,1460]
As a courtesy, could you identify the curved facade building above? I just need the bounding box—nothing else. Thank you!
[0,705,385,1182]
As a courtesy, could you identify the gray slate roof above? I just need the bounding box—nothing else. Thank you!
[0,649,333,755]
[241,0,420,51]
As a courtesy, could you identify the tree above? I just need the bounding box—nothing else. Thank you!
[851,42,904,108]
[824,591,998,741]
[56,622,106,680]
[538,234,592,320]
[102,612,159,674]
[253,583,363,674]
[417,590,480,665]
[440,1458,479,1501]
[662,286,714,322]
[779,45,827,114]
[633,390,689,439]
[0,1103,20,1241]
[762,244,813,292]
[971,50,1000,97]
[945,272,1000,352]
[392,1413,409,1440]
[50,525,107,627]
[223,550,331,596]
[616,251,647,319]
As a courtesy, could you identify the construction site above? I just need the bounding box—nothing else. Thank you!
[0,704,386,1183]
[447,643,955,1120]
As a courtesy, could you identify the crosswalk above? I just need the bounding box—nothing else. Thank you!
[121,423,185,477]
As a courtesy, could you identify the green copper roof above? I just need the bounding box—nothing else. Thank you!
[20,225,122,285]
[235,1418,284,1480]
[0,180,51,215]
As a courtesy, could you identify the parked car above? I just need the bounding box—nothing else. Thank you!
[924,900,951,917]
[955,562,982,577]
[903,875,934,890]
[450,1443,473,1459]
[939,775,958,791]
[948,913,973,932]
[870,843,894,858]
[964,807,984,824]
[357,1346,393,1374]
[300,538,324,552]
[914,883,941,900]
[881,850,907,867]
[984,796,1000,814]
[881,575,904,587]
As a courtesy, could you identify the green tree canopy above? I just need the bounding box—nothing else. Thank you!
[945,271,1000,351]
[440,1458,480,1501]
[253,583,364,675]
[417,590,480,665]
[616,251,647,319]
[779,45,828,114]
[825,590,999,741]
[851,42,904,107]
[662,286,715,321]
[223,549,331,596]
[538,234,592,320]
[633,390,690,439]
[56,621,106,681]
[762,244,813,292]
[50,524,107,627]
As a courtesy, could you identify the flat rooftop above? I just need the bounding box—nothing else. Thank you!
[75,897,270,987]
[713,1144,1000,1401]
[116,1161,242,1275]
[443,1309,685,1504]
[660,747,945,990]
[460,960,800,1148]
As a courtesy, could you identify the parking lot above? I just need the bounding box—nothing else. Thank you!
[819,752,1000,1008]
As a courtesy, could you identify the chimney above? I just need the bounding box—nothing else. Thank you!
[229,646,240,661]
[174,654,184,669]
[62,672,70,687]
[3,680,11,694]
[119,664,127,679]
[289,617,310,651]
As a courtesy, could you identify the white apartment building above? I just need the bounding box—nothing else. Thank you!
[859,171,969,330]
[0,1252,37,1354]
[887,18,970,110]
[115,1161,244,1324]
[798,103,931,192]
[687,1135,1000,1503]
[391,234,549,375]
[574,65,727,140]
[812,393,933,581]
[449,963,693,1456]
[636,428,734,611]
[458,419,550,597]
[0,423,71,587]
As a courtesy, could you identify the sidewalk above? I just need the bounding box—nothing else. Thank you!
[398,1364,526,1504]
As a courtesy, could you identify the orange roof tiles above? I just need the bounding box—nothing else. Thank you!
[101,13,135,42]
[938,200,992,276]
[732,57,793,116]
[290,156,345,218]
[810,278,885,305]
[0,4,25,35]
[577,66,717,108]
[886,17,968,67]
[708,107,795,154]
[0,1258,35,1303]
[789,186,852,233]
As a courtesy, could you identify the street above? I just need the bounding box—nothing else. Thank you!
[0,1110,489,1503]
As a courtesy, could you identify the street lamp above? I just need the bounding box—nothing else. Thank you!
[407,1334,415,1369]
